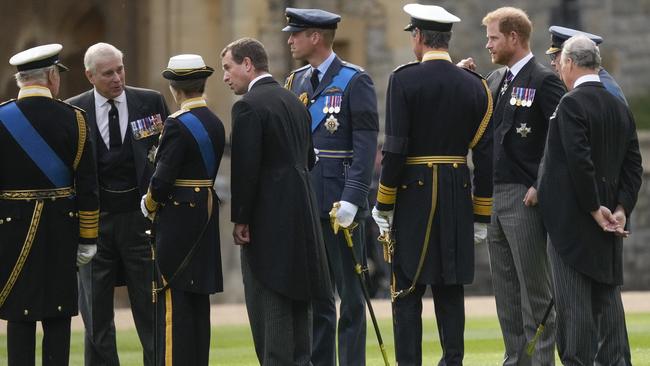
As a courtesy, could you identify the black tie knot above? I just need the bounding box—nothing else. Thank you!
[310,68,320,91]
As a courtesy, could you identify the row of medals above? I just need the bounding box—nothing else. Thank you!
[510,87,535,107]
[323,95,342,114]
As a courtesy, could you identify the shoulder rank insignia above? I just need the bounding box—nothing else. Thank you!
[169,109,188,119]
[462,67,486,81]
[393,61,419,73]
[55,98,86,113]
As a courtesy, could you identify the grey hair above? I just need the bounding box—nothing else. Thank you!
[413,29,452,49]
[562,34,601,69]
[84,42,123,73]
[14,65,56,88]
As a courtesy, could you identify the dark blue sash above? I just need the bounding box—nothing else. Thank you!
[0,101,71,187]
[309,66,357,132]
[177,112,216,177]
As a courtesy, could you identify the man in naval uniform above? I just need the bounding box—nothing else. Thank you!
[372,5,493,365]
[0,44,99,365]
[283,8,378,366]
[141,54,225,366]
[546,25,628,105]
[67,42,170,366]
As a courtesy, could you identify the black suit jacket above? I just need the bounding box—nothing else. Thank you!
[487,57,565,187]
[230,77,332,301]
[66,86,170,195]
[538,81,643,285]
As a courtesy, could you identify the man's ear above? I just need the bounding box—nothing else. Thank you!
[84,69,94,84]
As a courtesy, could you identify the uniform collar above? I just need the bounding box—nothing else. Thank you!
[508,52,533,77]
[17,85,53,99]
[422,50,452,63]
[312,51,337,79]
[180,97,207,110]
[574,73,601,88]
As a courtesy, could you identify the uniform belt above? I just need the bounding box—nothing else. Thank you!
[0,187,75,200]
[405,155,467,165]
[317,149,354,159]
[174,179,214,187]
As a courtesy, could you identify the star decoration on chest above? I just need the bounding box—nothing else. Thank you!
[324,115,340,134]
[516,123,532,138]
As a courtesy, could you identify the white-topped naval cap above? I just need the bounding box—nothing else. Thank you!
[9,43,69,72]
[403,4,460,32]
[162,54,214,80]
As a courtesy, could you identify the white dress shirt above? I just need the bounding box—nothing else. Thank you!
[93,89,128,148]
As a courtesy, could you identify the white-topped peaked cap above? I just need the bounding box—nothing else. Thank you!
[403,4,460,32]
[9,43,69,72]
[162,54,214,80]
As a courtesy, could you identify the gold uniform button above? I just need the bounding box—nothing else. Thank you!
[417,180,424,186]
[69,212,74,218]
[427,163,433,168]
[6,217,11,222]
[453,163,459,168]
[57,306,62,311]
[401,185,407,189]
[189,203,196,208]
[0,219,3,224]
[194,187,200,192]
[24,309,28,315]
[463,183,468,188]
[173,201,180,206]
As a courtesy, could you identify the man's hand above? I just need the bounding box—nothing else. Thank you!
[336,201,358,228]
[457,57,477,71]
[77,244,97,266]
[372,207,393,235]
[612,205,629,237]
[233,223,250,245]
[523,186,538,207]
[474,222,487,244]
[591,206,618,233]
[140,194,155,221]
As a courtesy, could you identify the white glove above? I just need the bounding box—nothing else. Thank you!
[474,222,488,245]
[336,201,358,228]
[372,206,394,234]
[314,148,320,164]
[77,244,97,266]
[140,194,155,221]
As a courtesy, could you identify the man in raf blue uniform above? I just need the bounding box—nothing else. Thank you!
[141,54,225,366]
[372,4,493,365]
[0,44,99,365]
[546,25,628,105]
[283,7,379,366]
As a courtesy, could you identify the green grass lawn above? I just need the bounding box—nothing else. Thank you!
[1,313,649,365]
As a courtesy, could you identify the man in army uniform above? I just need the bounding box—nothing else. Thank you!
[141,54,225,366]
[0,44,99,365]
[546,25,627,105]
[283,8,379,366]
[372,4,493,365]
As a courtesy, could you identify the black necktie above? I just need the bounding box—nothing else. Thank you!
[107,99,121,150]
[310,68,320,91]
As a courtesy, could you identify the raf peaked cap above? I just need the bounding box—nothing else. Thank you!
[9,43,69,72]
[282,7,341,32]
[162,54,214,80]
[403,3,460,32]
[546,25,604,54]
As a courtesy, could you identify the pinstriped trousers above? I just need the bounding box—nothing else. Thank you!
[548,241,630,366]
[488,183,555,366]
[241,248,313,366]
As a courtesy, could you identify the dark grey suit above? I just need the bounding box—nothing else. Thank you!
[538,80,642,364]
[67,86,169,366]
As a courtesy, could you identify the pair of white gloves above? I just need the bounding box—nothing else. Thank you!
[371,207,488,244]
[77,244,97,267]
[140,194,155,221]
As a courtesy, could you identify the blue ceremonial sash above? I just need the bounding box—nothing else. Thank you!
[0,102,71,187]
[309,66,357,132]
[177,112,216,177]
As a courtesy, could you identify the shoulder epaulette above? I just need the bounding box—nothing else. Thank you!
[393,61,419,73]
[340,61,364,73]
[55,99,86,113]
[169,109,189,119]
[462,67,487,81]
[0,99,15,108]
[290,64,311,75]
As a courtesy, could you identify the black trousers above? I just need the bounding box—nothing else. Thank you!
[78,210,154,366]
[7,317,71,366]
[312,218,366,366]
[393,265,465,366]
[157,288,211,366]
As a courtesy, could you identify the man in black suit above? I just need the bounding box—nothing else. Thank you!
[480,7,565,365]
[372,4,493,365]
[67,42,169,366]
[282,8,378,365]
[223,37,332,365]
[1,44,98,366]
[538,35,642,365]
[141,54,225,366]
